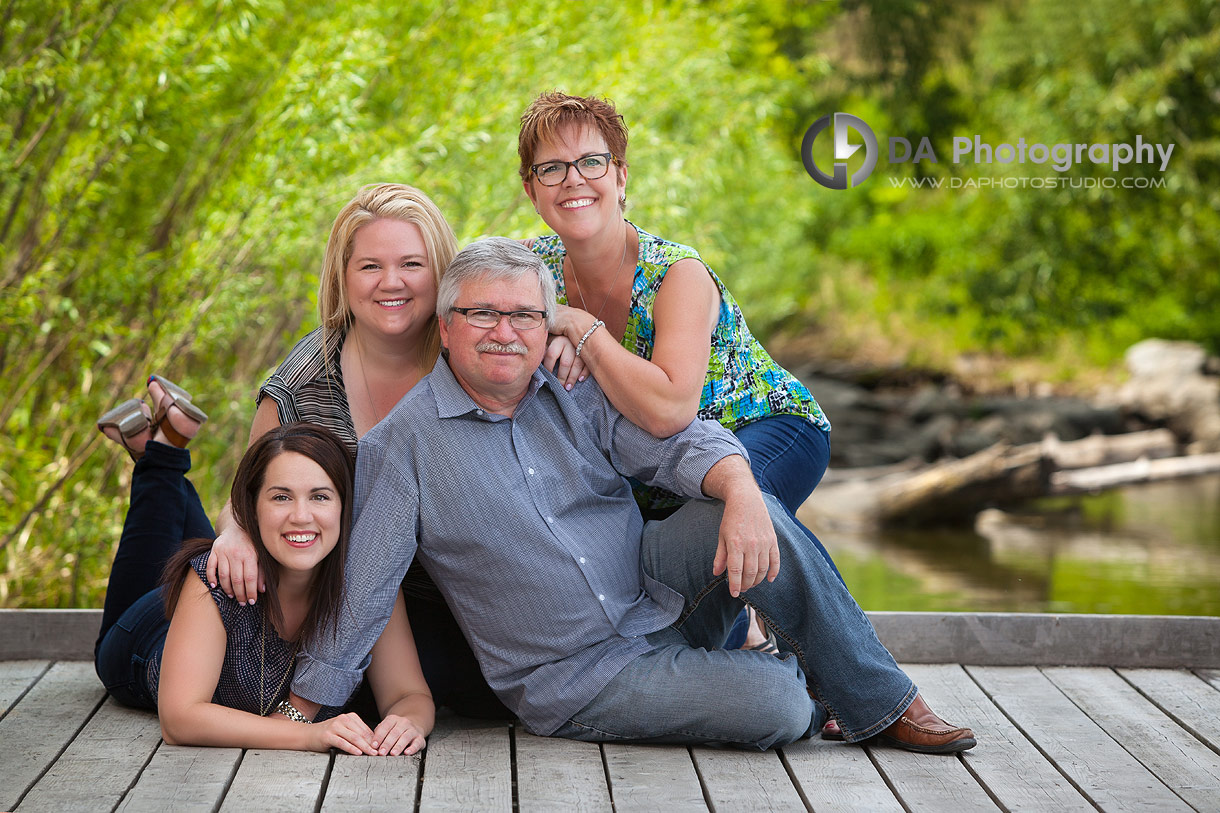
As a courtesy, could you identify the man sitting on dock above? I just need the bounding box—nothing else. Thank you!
[286,238,976,754]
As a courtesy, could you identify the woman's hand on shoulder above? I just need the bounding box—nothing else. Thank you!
[206,397,282,603]
[206,520,262,605]
[551,303,596,344]
[307,711,379,755]
[544,332,587,390]
[371,714,428,756]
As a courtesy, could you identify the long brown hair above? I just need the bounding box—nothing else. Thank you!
[163,423,355,649]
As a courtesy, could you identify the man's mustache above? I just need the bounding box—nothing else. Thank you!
[476,341,528,355]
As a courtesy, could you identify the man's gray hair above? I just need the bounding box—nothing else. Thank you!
[437,237,556,330]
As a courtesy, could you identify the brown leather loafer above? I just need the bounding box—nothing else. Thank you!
[873,694,977,754]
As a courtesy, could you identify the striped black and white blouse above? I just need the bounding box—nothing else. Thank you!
[258,327,358,453]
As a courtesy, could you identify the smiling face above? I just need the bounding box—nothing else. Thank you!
[523,124,627,245]
[255,451,343,575]
[344,218,438,343]
[438,273,550,411]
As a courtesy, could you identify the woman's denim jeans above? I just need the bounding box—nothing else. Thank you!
[94,442,212,708]
[552,495,916,748]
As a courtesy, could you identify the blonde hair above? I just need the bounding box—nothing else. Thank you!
[317,183,458,367]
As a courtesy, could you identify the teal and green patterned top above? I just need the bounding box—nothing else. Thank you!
[530,222,830,508]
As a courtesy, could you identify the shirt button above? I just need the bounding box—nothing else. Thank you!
[598,594,605,601]
[528,468,535,475]
[579,557,586,564]
[476,409,484,416]
[546,516,554,523]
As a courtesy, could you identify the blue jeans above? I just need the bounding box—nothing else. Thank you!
[725,416,839,647]
[95,442,210,709]
[552,495,916,748]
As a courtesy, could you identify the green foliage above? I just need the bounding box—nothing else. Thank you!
[0,0,831,607]
[776,0,1220,358]
[2,0,1216,607]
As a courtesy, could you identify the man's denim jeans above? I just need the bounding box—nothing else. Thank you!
[552,494,916,749]
[725,415,838,648]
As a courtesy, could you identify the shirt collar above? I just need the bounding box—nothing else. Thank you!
[429,354,552,420]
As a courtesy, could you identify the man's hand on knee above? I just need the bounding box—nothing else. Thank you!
[713,490,780,597]
[703,454,781,596]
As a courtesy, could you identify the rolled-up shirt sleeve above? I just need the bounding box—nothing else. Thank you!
[292,436,419,706]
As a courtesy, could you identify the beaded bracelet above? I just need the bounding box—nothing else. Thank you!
[576,319,605,357]
[275,699,313,724]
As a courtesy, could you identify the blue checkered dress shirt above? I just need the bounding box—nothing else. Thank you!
[292,356,747,734]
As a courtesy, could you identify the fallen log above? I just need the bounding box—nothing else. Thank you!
[807,429,1185,529]
[1043,428,1177,470]
[1051,452,1220,493]
[875,444,1052,526]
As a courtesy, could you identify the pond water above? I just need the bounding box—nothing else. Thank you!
[819,473,1220,615]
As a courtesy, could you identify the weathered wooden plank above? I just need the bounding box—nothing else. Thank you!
[873,613,1220,668]
[1197,668,1220,691]
[0,659,47,716]
[601,743,706,812]
[868,747,998,812]
[320,753,422,812]
[903,663,1091,811]
[1045,667,1220,810]
[690,748,804,811]
[967,665,1191,812]
[116,745,242,813]
[417,717,512,811]
[0,661,105,810]
[0,610,99,659]
[782,736,903,812]
[9,611,1220,666]
[18,697,162,811]
[864,671,999,813]
[219,749,330,811]
[1121,668,1220,751]
[514,732,612,811]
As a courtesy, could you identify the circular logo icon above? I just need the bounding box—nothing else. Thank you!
[801,113,878,189]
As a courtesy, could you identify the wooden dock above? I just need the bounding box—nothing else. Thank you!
[3,610,1220,811]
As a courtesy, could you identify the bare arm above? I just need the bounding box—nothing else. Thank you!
[206,397,282,603]
[701,454,779,598]
[552,258,719,437]
[365,593,435,755]
[158,576,380,754]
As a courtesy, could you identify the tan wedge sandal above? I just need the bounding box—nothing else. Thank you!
[97,399,153,462]
[148,375,208,448]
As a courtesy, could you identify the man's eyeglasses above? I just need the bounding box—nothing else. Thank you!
[451,307,546,330]
[529,153,616,186]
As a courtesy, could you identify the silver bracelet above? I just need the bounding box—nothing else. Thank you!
[274,699,313,724]
[576,319,604,357]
